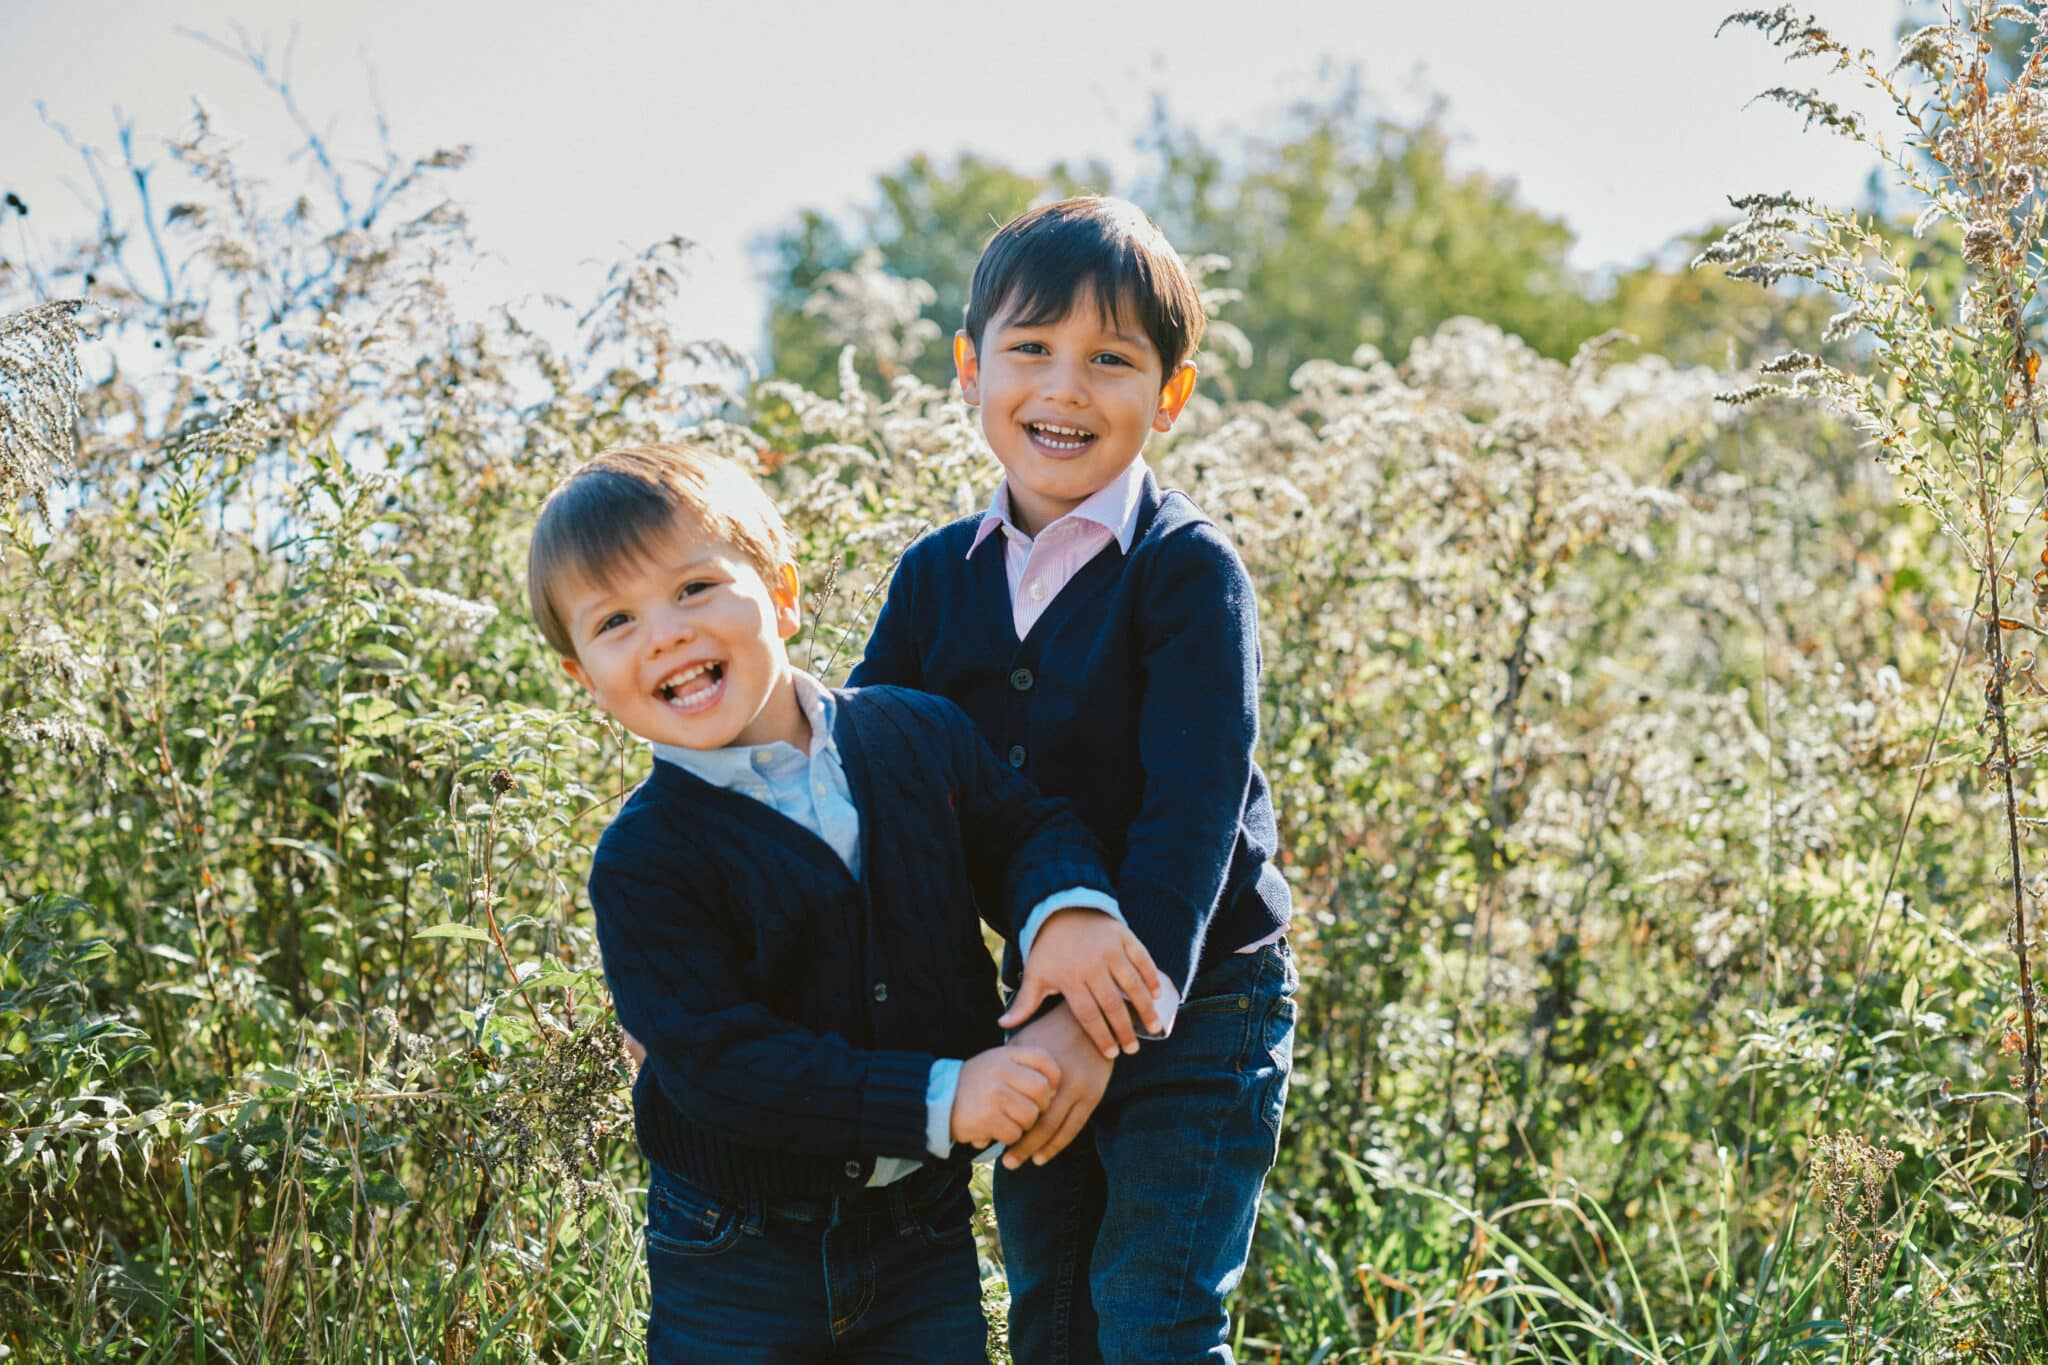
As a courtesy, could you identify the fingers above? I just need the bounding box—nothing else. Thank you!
[996,977,1048,1030]
[1126,937,1163,1002]
[1112,948,1164,1035]
[1003,1094,1066,1168]
[1089,977,1140,1055]
[987,1111,1027,1145]
[1065,984,1122,1060]
[1026,1089,1093,1165]
[1008,1046,1062,1096]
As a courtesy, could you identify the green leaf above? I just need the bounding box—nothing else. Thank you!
[415,923,491,942]
[268,836,343,866]
[250,1066,303,1092]
[362,1170,410,1207]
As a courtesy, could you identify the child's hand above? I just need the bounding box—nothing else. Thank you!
[951,1044,1063,1149]
[620,1029,647,1069]
[1003,1001,1113,1168]
[997,907,1163,1059]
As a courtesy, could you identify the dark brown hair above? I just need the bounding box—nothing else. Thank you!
[963,196,1205,378]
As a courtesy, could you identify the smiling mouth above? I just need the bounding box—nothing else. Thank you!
[655,661,725,711]
[1025,422,1097,454]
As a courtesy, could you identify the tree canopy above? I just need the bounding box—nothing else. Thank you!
[756,83,1805,403]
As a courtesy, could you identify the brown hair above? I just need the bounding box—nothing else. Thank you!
[963,196,1205,378]
[526,442,793,658]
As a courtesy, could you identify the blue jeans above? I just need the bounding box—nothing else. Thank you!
[644,1160,988,1363]
[994,937,1296,1365]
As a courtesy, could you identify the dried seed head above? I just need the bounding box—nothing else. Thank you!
[1963,220,2006,267]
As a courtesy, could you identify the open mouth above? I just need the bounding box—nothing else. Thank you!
[1025,421,1097,454]
[655,660,725,711]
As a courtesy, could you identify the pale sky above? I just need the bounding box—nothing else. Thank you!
[3,0,1906,365]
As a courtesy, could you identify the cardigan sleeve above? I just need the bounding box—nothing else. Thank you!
[589,859,936,1161]
[1115,522,1263,996]
[847,534,925,690]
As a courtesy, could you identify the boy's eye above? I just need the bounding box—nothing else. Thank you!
[595,611,630,635]
[1094,352,1132,367]
[1012,341,1048,355]
[679,579,715,598]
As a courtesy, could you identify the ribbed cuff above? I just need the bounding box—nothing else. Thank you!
[861,1051,941,1160]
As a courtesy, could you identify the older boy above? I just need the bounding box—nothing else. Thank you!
[529,442,1162,1362]
[851,197,1297,1364]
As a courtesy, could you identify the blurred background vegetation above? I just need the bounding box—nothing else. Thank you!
[8,4,2048,1363]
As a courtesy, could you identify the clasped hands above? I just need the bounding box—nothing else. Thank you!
[954,908,1163,1168]
[618,909,1165,1168]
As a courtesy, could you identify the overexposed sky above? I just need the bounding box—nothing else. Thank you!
[4,1,1904,364]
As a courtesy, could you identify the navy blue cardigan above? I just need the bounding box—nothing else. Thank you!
[850,471,1290,996]
[587,684,1113,1198]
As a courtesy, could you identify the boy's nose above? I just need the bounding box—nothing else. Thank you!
[1041,363,1090,406]
[650,608,696,650]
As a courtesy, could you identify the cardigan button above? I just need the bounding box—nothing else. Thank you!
[1007,745,1027,768]
[872,981,888,1003]
[844,1160,862,1179]
[1009,668,1034,692]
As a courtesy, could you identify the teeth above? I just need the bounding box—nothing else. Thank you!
[1030,422,1093,449]
[656,661,719,701]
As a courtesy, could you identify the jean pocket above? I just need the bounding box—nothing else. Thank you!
[913,1180,977,1249]
[646,1170,743,1257]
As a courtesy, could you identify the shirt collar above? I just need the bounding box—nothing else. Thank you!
[966,459,1149,559]
[650,669,837,786]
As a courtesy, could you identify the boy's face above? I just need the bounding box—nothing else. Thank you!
[956,286,1196,538]
[556,516,808,752]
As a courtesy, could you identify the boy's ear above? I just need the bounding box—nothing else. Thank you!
[560,654,595,696]
[771,562,802,641]
[1152,360,1197,434]
[954,331,980,404]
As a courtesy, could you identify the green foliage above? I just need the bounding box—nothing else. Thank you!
[759,89,1617,405]
[760,153,1102,396]
[760,82,1810,407]
[1137,84,1611,399]
[6,12,2048,1361]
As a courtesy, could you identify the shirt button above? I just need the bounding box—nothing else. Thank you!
[751,752,773,772]
[844,1160,862,1179]
[1008,745,1027,768]
[1009,668,1034,692]
[1027,579,1047,602]
[872,982,888,1003]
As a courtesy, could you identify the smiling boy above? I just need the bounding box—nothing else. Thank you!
[851,197,1297,1364]
[529,442,1163,1362]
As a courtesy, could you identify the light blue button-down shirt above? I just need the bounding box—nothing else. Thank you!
[652,670,1115,1180]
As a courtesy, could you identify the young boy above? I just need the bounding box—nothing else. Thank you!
[527,442,1164,1362]
[850,196,1297,1364]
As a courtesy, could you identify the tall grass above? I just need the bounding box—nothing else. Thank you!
[5,8,2048,1360]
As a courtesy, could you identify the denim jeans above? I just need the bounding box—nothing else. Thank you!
[994,937,1297,1365]
[644,1159,988,1363]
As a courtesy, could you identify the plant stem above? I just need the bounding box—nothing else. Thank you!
[1977,467,2048,1321]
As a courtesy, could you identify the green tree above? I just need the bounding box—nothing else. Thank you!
[759,83,1630,405]
[758,153,1099,394]
[1135,83,1612,399]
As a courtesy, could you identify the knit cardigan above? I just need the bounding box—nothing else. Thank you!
[850,472,1291,996]
[588,684,1113,1198]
